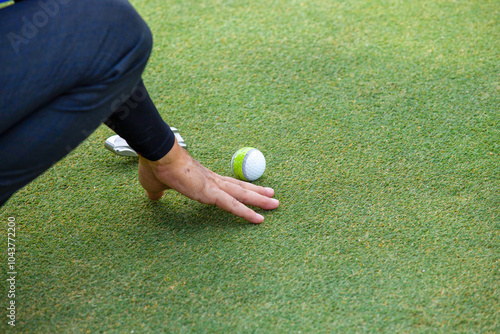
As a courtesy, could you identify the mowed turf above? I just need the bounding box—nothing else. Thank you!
[1,0,499,332]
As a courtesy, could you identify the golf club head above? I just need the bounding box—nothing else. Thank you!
[105,128,187,158]
[105,135,138,157]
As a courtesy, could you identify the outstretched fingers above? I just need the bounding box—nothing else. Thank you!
[212,189,266,224]
[218,180,280,210]
[219,175,276,198]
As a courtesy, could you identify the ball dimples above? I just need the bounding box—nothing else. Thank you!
[231,147,266,181]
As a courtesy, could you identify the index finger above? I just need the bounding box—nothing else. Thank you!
[218,180,280,211]
[219,175,276,198]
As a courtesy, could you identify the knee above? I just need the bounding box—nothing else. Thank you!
[90,0,153,66]
[101,0,153,57]
[57,0,153,81]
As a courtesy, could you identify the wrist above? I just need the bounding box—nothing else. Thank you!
[142,138,188,170]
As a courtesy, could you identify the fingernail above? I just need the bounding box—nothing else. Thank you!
[271,198,279,205]
[265,187,275,195]
[256,213,264,222]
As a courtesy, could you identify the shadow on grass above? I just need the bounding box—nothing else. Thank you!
[144,199,256,230]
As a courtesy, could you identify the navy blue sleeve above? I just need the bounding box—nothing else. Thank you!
[104,80,175,161]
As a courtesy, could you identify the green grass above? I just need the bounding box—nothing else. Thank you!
[2,0,499,332]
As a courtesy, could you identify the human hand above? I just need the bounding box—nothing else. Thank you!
[138,139,279,224]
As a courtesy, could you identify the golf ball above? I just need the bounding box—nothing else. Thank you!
[231,147,266,182]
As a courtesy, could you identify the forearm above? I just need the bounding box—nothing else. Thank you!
[104,80,175,161]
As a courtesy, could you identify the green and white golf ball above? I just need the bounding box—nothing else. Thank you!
[231,147,266,182]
